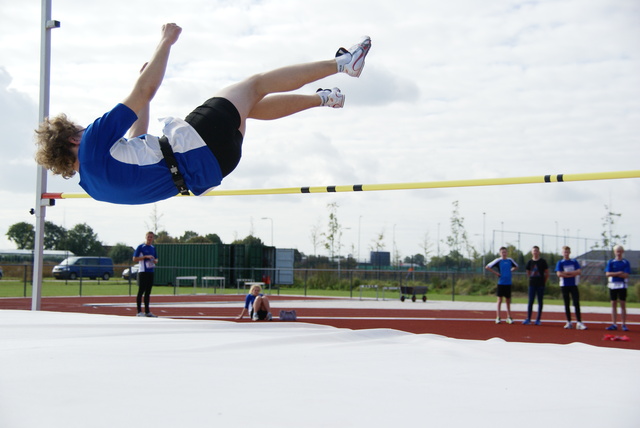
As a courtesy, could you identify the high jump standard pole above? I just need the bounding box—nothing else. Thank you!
[32,0,60,311]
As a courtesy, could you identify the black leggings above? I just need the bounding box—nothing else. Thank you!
[561,286,581,322]
[137,272,154,313]
[527,285,545,320]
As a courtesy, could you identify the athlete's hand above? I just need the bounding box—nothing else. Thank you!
[161,23,182,46]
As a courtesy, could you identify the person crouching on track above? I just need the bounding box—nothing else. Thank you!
[236,284,272,321]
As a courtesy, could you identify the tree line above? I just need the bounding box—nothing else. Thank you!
[4,201,626,267]
[6,221,103,256]
[5,221,266,264]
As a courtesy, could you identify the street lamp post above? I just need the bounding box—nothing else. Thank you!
[261,217,273,247]
[358,215,362,264]
[482,212,486,275]
[337,227,351,279]
[393,224,397,267]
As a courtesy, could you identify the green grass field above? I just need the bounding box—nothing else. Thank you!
[1,277,638,309]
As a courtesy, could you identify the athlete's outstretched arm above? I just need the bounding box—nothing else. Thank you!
[127,103,150,138]
[122,23,182,117]
[128,63,151,138]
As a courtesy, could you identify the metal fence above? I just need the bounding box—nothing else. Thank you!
[2,263,637,301]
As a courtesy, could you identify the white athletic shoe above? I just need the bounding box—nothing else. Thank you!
[495,317,501,324]
[252,312,259,321]
[336,36,372,77]
[506,317,513,325]
[317,87,345,108]
[576,322,587,330]
[145,312,158,318]
[564,322,573,329]
[136,312,146,317]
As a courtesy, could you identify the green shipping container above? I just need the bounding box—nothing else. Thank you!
[154,243,230,286]
[153,243,274,287]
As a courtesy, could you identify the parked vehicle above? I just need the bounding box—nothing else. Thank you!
[52,257,114,280]
[122,264,140,280]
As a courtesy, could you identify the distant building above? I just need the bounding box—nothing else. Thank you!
[370,251,390,267]
[577,250,639,278]
[0,249,74,263]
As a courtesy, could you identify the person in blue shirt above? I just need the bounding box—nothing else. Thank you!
[133,231,158,317]
[555,246,586,330]
[605,245,631,331]
[34,23,372,205]
[236,284,272,321]
[485,247,518,324]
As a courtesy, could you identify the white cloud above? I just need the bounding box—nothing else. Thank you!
[0,0,638,255]
[0,68,39,194]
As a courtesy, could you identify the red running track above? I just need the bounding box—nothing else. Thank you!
[1,295,638,350]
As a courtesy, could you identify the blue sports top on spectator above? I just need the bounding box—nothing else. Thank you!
[486,257,518,285]
[244,293,264,310]
[555,259,581,287]
[606,258,631,289]
[134,244,157,273]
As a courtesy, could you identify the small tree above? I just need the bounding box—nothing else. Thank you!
[65,223,103,256]
[596,205,628,251]
[404,254,426,266]
[322,202,343,261]
[445,201,476,300]
[232,235,264,246]
[44,221,67,250]
[446,201,475,262]
[419,231,433,267]
[392,229,401,267]
[204,233,223,245]
[145,204,164,234]
[179,231,199,243]
[370,229,386,253]
[368,229,386,270]
[309,220,322,256]
[504,244,524,266]
[109,243,134,264]
[187,236,212,243]
[155,230,176,244]
[6,222,35,249]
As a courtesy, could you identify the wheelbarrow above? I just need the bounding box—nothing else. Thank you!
[399,285,428,302]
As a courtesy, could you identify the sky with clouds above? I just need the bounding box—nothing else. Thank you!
[1,0,638,261]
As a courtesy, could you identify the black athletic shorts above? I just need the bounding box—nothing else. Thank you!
[609,288,627,301]
[496,284,512,298]
[250,309,269,320]
[184,97,244,177]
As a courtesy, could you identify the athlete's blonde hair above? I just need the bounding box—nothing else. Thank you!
[34,114,83,179]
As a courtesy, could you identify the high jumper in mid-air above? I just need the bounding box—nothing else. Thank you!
[35,23,372,205]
